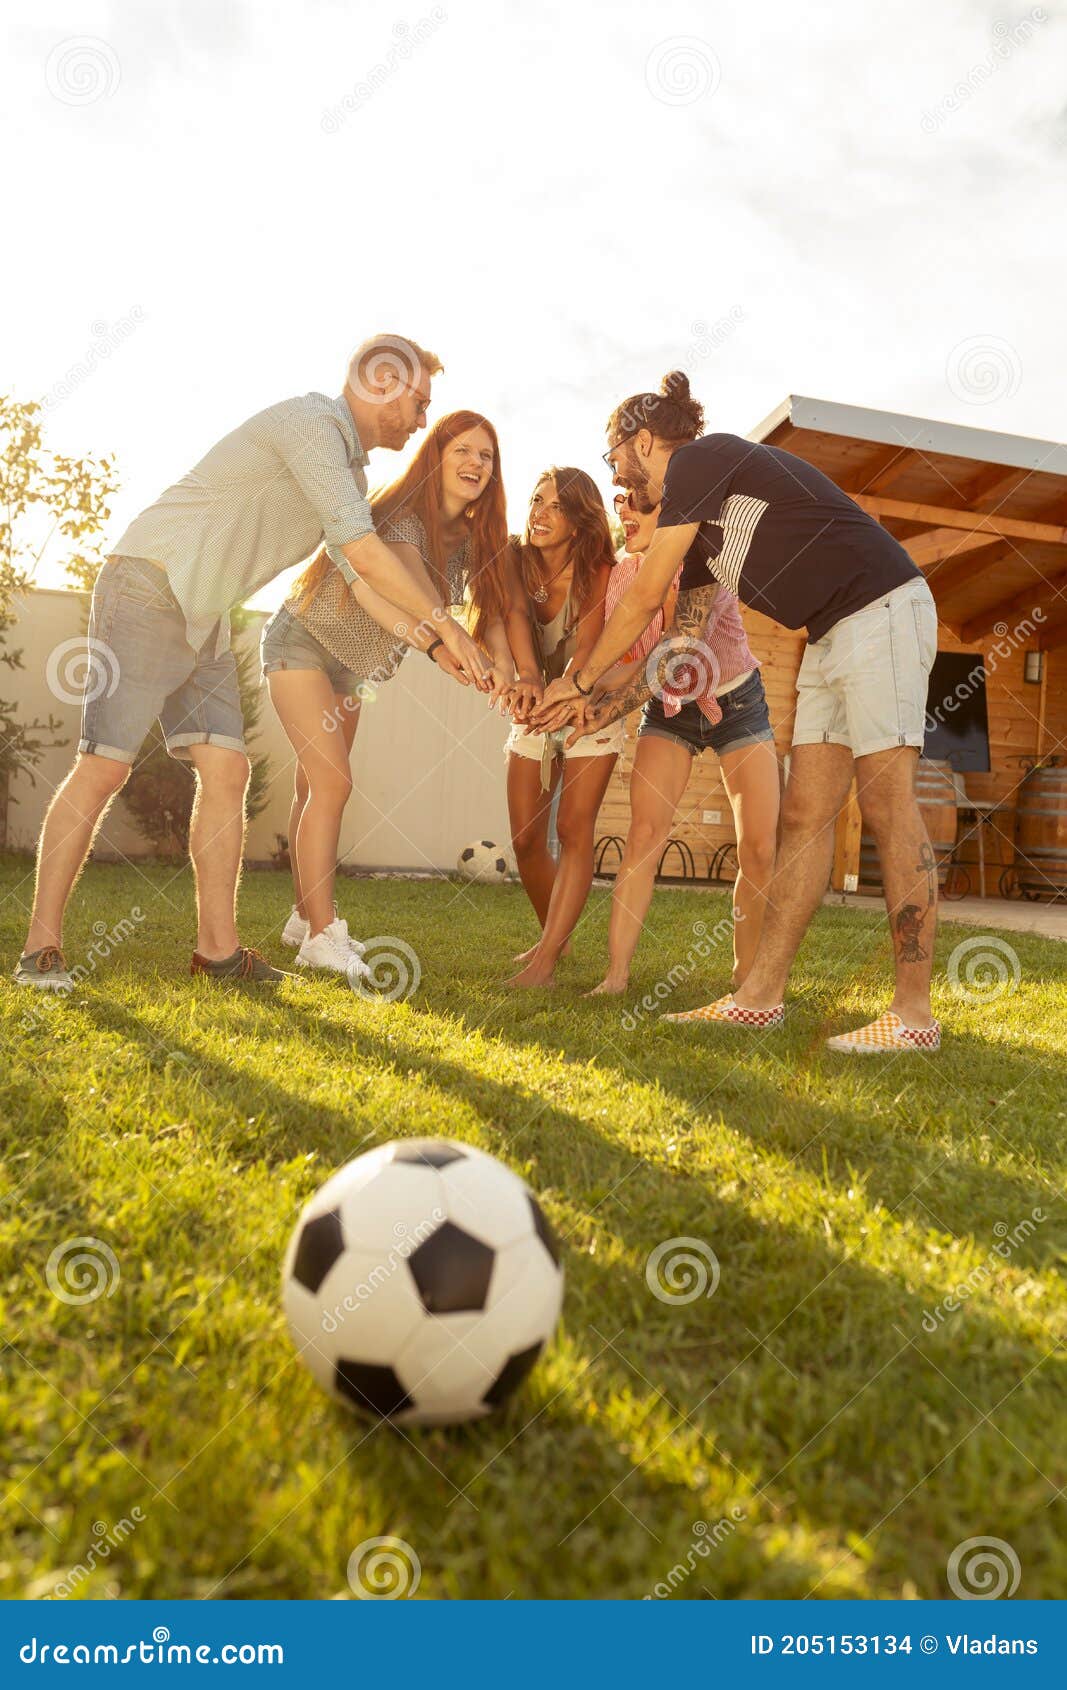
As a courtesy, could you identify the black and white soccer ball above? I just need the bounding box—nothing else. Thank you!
[457,839,510,883]
[282,1139,563,1426]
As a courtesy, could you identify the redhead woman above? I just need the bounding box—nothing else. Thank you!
[261,411,529,976]
[505,468,621,989]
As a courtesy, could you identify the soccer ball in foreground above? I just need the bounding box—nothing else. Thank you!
[457,839,510,883]
[282,1138,563,1426]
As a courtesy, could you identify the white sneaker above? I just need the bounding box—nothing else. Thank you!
[296,920,373,985]
[281,907,308,949]
[331,914,367,959]
[282,906,365,957]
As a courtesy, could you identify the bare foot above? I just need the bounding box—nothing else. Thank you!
[507,960,558,989]
[513,938,571,964]
[585,975,628,997]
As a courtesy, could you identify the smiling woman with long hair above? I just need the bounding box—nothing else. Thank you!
[505,466,620,989]
[260,410,533,977]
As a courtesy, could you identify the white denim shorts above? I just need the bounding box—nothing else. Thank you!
[792,577,937,758]
[505,715,626,769]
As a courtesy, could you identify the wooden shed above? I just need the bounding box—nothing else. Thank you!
[596,396,1067,898]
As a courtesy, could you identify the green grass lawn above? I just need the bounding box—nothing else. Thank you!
[1,853,1065,1600]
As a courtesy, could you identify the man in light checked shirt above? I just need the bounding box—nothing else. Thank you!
[15,334,488,989]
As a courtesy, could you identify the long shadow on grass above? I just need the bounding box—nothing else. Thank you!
[54,978,1066,1595]
[248,997,1067,1582]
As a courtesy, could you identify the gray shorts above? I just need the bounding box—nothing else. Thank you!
[261,606,364,698]
[792,577,938,758]
[79,556,245,765]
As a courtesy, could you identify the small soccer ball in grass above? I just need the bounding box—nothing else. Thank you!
[282,1138,563,1426]
[458,839,509,883]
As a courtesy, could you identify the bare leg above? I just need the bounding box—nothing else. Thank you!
[588,735,691,995]
[510,753,617,988]
[507,752,560,933]
[287,768,311,920]
[267,671,358,937]
[733,742,855,1009]
[23,754,130,952]
[855,746,936,1027]
[719,739,780,989]
[186,744,250,960]
[284,692,360,923]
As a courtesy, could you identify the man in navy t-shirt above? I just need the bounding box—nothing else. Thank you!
[534,373,941,1053]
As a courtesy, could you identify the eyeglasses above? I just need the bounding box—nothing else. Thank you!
[612,492,629,513]
[602,439,629,470]
[396,379,432,420]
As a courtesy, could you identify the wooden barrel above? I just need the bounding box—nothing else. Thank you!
[1014,766,1067,898]
[859,758,958,892]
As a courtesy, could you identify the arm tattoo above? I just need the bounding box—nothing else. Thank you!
[582,667,655,733]
[576,582,724,736]
[668,582,722,642]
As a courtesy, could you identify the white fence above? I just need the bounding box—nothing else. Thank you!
[3,588,512,872]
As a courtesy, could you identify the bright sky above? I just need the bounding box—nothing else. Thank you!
[4,0,1066,602]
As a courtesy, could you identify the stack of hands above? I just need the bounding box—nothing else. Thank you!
[431,629,603,752]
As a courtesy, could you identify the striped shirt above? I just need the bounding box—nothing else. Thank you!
[607,551,757,725]
[289,510,469,684]
[111,392,375,656]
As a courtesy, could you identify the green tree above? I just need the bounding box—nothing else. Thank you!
[1,394,271,857]
[0,396,118,837]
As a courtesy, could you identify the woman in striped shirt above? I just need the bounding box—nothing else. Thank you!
[585,491,781,995]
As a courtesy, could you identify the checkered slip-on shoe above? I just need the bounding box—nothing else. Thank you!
[825,1011,941,1054]
[662,994,785,1028]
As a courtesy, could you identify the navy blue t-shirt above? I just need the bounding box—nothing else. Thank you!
[659,433,919,641]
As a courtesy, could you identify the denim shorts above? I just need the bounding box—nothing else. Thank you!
[79,556,245,764]
[260,606,364,698]
[638,669,774,758]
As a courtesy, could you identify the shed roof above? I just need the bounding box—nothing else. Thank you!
[747,396,1067,646]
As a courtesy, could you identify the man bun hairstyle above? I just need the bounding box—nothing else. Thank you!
[607,370,705,445]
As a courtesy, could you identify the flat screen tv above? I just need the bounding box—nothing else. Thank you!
[923,652,991,772]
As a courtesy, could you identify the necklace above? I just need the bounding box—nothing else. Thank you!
[531,558,571,605]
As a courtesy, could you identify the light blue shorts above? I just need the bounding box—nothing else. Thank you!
[260,606,364,699]
[79,556,245,765]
